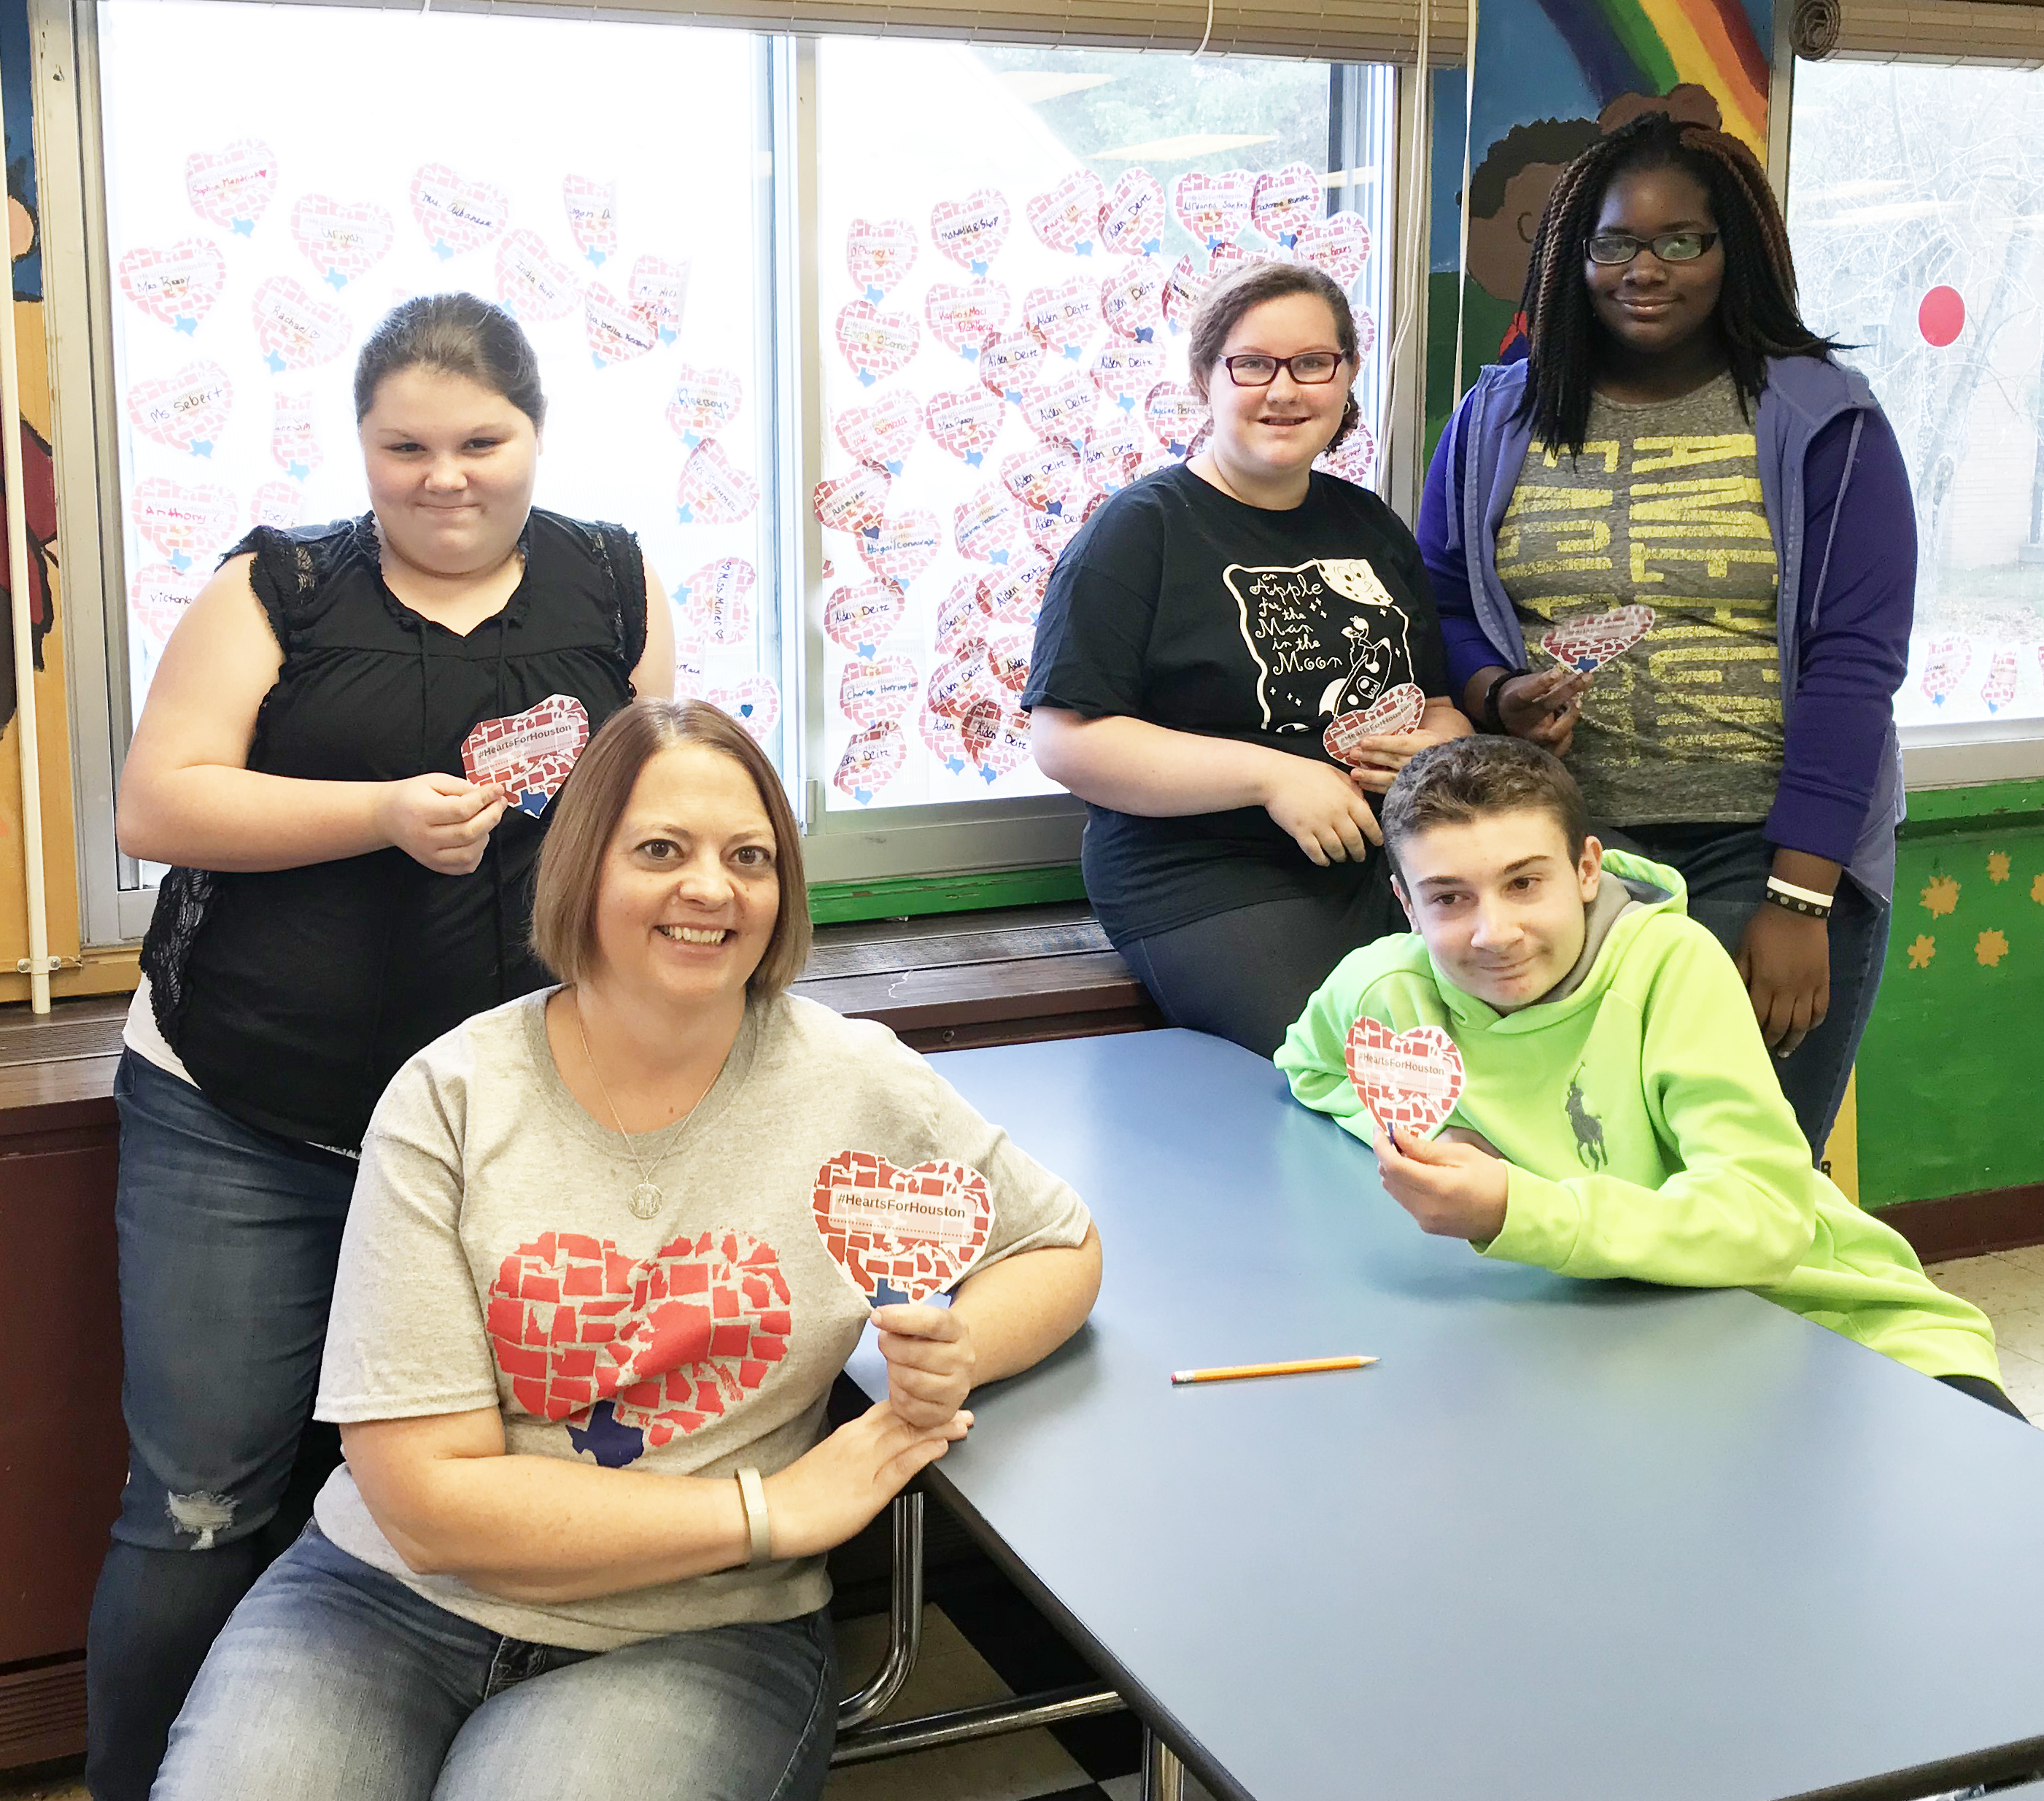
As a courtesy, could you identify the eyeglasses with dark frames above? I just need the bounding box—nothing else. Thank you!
[1220,352,1347,387]
[1585,231,1719,266]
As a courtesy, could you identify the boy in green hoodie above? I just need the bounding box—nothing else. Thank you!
[1276,737,2018,1414]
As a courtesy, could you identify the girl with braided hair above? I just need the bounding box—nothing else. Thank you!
[1416,111,1914,1160]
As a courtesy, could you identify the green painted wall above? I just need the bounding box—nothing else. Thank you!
[1857,782,2044,1209]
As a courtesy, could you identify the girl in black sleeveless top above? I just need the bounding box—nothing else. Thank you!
[86,295,675,1801]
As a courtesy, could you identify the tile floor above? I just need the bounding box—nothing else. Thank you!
[7,1247,2036,1801]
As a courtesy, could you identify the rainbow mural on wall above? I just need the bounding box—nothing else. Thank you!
[1533,0,1770,153]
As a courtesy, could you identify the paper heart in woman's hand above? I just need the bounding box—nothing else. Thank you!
[1538,604,1654,674]
[812,1151,994,1306]
[1345,1018,1466,1142]
[460,694,591,818]
[1322,683,1426,765]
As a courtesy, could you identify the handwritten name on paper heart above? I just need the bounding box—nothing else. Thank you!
[1027,169,1107,257]
[128,561,206,646]
[1983,648,2018,714]
[563,175,619,265]
[1296,211,1371,288]
[930,189,1012,274]
[812,1151,994,1304]
[584,284,660,368]
[835,301,920,387]
[185,140,276,234]
[953,485,1021,564]
[1316,422,1377,487]
[271,390,322,479]
[249,481,303,532]
[1919,635,1971,708]
[1250,162,1321,247]
[1100,260,1165,344]
[1017,372,1096,446]
[838,654,921,729]
[675,443,760,526]
[848,216,918,300]
[411,163,510,260]
[250,278,349,374]
[487,1228,790,1457]
[813,464,894,539]
[667,365,743,446]
[999,444,1080,516]
[926,387,1006,468]
[119,239,228,333]
[460,694,591,817]
[495,229,580,324]
[978,328,1045,403]
[1323,683,1426,765]
[630,256,692,341]
[926,281,1011,360]
[1144,381,1207,457]
[934,574,994,655]
[835,388,922,474]
[128,362,233,457]
[131,478,238,571]
[832,721,907,806]
[1538,604,1654,673]
[1022,279,1100,359]
[290,195,392,288]
[1090,341,1166,414]
[676,557,756,647]
[857,509,941,588]
[1172,170,1254,252]
[1345,1018,1466,1142]
[1101,169,1166,257]
[706,675,780,744]
[822,579,907,657]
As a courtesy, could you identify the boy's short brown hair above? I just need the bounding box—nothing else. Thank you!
[530,698,810,995]
[1380,737,1589,880]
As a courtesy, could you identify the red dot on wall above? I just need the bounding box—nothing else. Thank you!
[1920,286,1966,347]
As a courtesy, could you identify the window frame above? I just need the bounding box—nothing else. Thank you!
[35,0,1409,942]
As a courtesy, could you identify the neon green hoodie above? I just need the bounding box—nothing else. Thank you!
[1276,850,2002,1387]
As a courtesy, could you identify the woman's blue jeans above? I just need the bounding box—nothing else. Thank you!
[152,1525,837,1801]
[87,1052,357,1801]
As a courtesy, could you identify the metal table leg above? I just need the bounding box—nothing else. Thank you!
[836,1490,924,1730]
[1142,1727,1185,1801]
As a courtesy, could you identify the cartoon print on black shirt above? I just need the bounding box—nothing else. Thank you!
[1222,557,1414,731]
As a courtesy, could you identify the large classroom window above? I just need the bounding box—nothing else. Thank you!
[1788,60,2044,749]
[44,0,1396,938]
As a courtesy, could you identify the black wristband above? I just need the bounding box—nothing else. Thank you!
[1482,669,1522,734]
[1763,886,1832,921]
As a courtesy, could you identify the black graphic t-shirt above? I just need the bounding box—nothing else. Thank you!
[1023,462,1448,942]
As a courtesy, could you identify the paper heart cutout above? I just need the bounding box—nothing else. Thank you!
[250,277,349,374]
[1920,635,1971,707]
[1099,260,1166,344]
[839,654,921,728]
[707,675,781,744]
[584,284,661,368]
[676,557,756,647]
[930,189,1012,274]
[835,388,922,475]
[131,477,238,572]
[185,140,277,235]
[986,632,1032,698]
[1089,341,1166,412]
[1144,381,1207,457]
[630,256,693,341]
[1983,648,2018,713]
[1538,604,1654,673]
[1018,372,1096,446]
[857,509,941,588]
[1296,211,1371,288]
[953,485,1021,564]
[1022,279,1101,359]
[128,561,206,646]
[835,301,920,386]
[926,387,1007,468]
[813,1151,994,1305]
[487,1228,790,1457]
[812,464,894,538]
[667,364,744,446]
[271,390,322,479]
[920,702,972,775]
[495,229,580,323]
[832,721,907,806]
[289,195,392,289]
[1080,415,1146,495]
[128,362,233,457]
[1323,683,1426,764]
[1024,505,1082,563]
[926,281,1010,360]
[934,574,994,655]
[249,481,303,532]
[1315,423,1377,487]
[1250,162,1321,247]
[983,557,1052,628]
[410,162,510,260]
[848,217,918,300]
[1027,170,1107,258]
[460,694,591,817]
[925,639,991,721]
[1101,169,1166,257]
[999,444,1080,516]
[119,239,228,333]
[675,442,760,526]
[823,579,907,657]
[978,328,1045,403]
[1162,254,1215,335]
[979,707,1034,782]
[1345,1018,1466,1142]
[563,175,618,265]
[1172,170,1255,251]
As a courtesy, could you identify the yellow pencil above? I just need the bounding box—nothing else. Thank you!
[1169,1355,1377,1386]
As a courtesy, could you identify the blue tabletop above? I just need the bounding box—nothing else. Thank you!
[847,1029,2044,1801]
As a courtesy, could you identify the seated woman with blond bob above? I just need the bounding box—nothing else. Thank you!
[152,699,1103,1801]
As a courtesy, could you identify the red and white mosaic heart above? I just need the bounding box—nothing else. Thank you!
[460,694,590,816]
[1538,604,1654,673]
[1344,1018,1466,1141]
[1322,683,1426,764]
[812,1151,994,1304]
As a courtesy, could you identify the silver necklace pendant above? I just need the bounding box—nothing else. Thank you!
[628,1182,665,1220]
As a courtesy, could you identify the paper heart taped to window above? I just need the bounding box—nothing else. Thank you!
[1250,162,1322,248]
[1172,169,1254,252]
[185,139,276,236]
[839,654,921,729]
[675,557,756,648]
[128,363,233,459]
[563,175,618,266]
[249,481,303,533]
[835,300,920,387]
[250,277,349,376]
[675,443,760,527]
[926,282,1011,361]
[667,365,744,447]
[931,188,1013,274]
[1027,170,1107,258]
[927,388,1007,470]
[584,284,661,369]
[954,485,1021,565]
[835,388,923,476]
[1101,169,1166,258]
[496,230,580,325]
[290,195,393,290]
[487,1228,791,1458]
[1322,683,1426,765]
[1345,1017,1466,1142]
[813,1151,995,1305]
[822,578,907,657]
[1537,604,1654,674]
[979,328,1046,404]
[410,162,509,261]
[833,721,907,805]
[120,239,228,334]
[847,216,918,300]
[461,694,591,818]
[705,675,780,745]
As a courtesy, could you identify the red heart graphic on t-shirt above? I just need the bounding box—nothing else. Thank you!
[120,238,228,333]
[1345,1018,1466,1141]
[1322,683,1426,764]
[931,188,1013,273]
[813,1152,994,1304]
[1026,171,1106,258]
[487,1228,791,1451]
